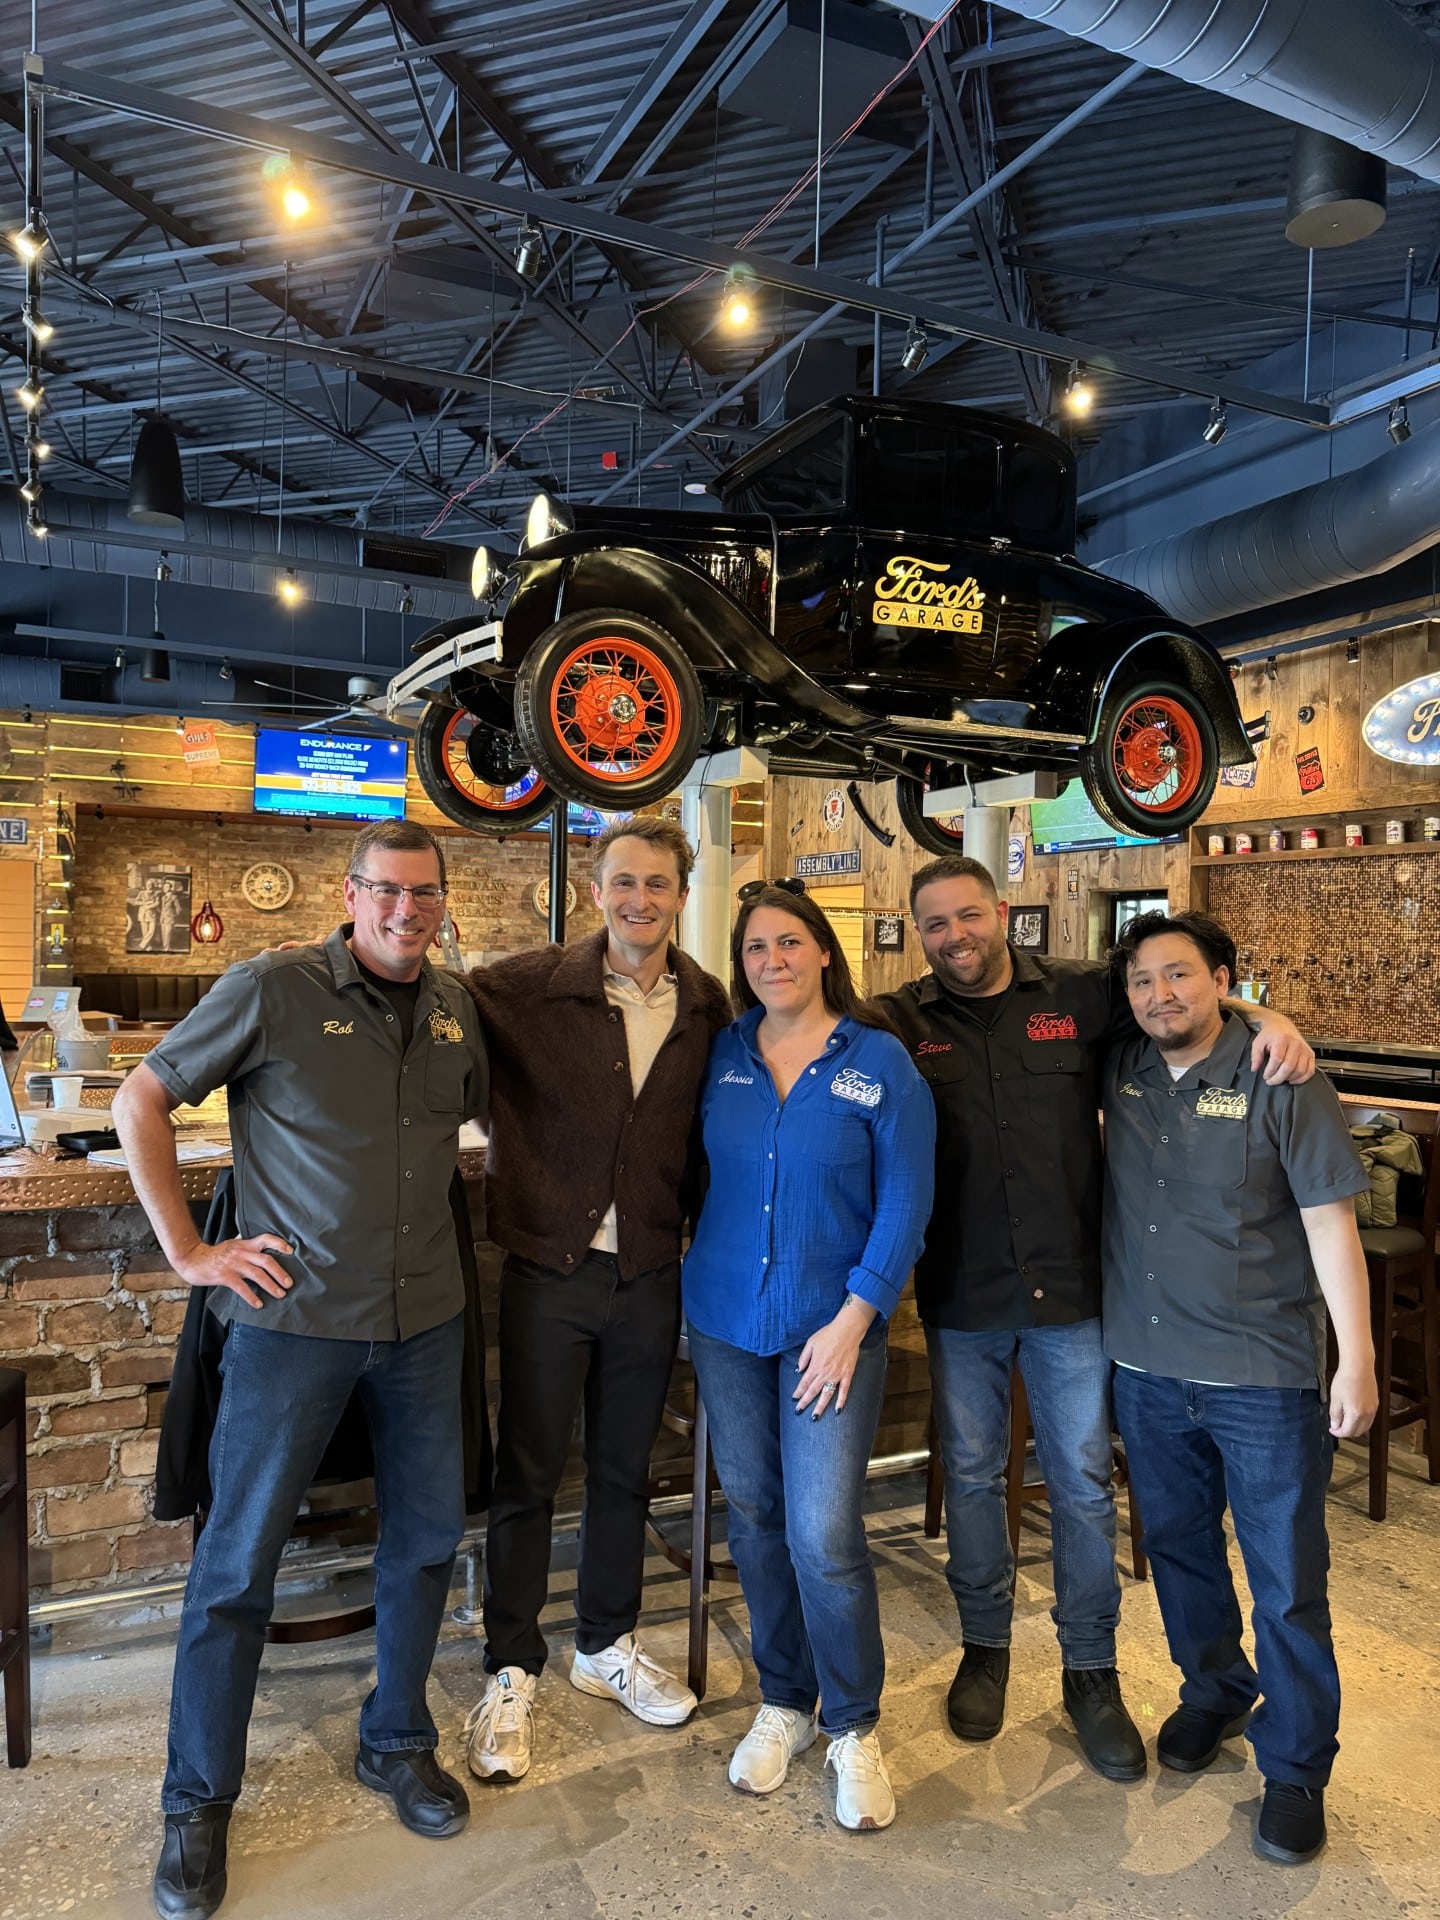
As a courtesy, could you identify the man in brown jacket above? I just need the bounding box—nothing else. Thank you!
[460,816,731,1785]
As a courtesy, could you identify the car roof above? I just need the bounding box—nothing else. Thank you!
[715,394,1075,494]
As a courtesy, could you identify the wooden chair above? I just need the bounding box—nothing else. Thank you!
[924,1367,1148,1583]
[1356,1129,1440,1522]
[0,1366,31,1767]
[644,1331,738,1701]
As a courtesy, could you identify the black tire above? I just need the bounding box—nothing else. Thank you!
[413,701,555,835]
[513,608,704,809]
[1081,677,1220,838]
[896,765,969,857]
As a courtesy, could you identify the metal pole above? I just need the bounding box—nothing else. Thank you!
[547,800,568,943]
[872,216,887,396]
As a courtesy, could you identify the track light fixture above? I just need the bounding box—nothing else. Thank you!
[720,269,755,330]
[1063,362,1093,417]
[25,510,46,539]
[22,303,52,345]
[514,220,544,282]
[17,375,43,411]
[1202,398,1228,446]
[1387,400,1411,445]
[30,437,50,460]
[218,658,233,681]
[399,588,415,617]
[1346,637,1361,665]
[900,322,930,375]
[19,474,41,505]
[11,218,48,262]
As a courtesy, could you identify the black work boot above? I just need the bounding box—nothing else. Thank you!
[1062,1667,1147,1781]
[153,1803,231,1920]
[945,1645,1010,1741]
[1157,1703,1252,1773]
[355,1744,470,1838]
[1255,1781,1326,1864]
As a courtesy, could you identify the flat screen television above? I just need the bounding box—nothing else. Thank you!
[253,729,409,823]
[1028,783,1178,854]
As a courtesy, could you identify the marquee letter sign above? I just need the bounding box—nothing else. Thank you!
[1363,670,1440,766]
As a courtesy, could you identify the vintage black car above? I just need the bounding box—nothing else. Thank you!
[398,396,1250,854]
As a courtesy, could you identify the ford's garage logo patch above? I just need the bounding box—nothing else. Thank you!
[832,1067,883,1107]
[1026,1011,1078,1042]
[871,555,986,634]
[1363,671,1440,766]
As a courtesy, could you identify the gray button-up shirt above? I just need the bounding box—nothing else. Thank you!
[1101,1012,1368,1389]
[145,925,487,1342]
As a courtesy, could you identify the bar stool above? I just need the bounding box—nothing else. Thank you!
[1355,1130,1440,1522]
[0,1365,31,1767]
[644,1331,738,1701]
[924,1367,1148,1583]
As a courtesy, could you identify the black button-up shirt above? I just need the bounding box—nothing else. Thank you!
[145,925,487,1343]
[1102,1012,1369,1389]
[876,949,1131,1331]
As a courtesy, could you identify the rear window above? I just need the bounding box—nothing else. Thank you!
[860,418,1000,536]
[727,421,848,517]
[1005,443,1075,552]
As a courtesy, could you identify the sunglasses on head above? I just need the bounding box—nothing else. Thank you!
[737,876,807,902]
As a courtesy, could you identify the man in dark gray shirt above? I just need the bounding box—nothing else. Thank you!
[1103,910,1376,1870]
[113,821,487,1920]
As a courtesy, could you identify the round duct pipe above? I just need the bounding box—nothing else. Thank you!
[1286,129,1386,248]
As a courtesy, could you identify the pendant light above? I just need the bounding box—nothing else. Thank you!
[128,302,186,530]
[190,831,224,946]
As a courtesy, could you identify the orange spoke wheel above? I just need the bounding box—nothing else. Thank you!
[440,710,543,812]
[548,636,685,784]
[1109,693,1205,815]
[413,701,554,835]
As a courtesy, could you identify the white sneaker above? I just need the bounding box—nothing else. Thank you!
[728,1704,818,1794]
[463,1668,537,1783]
[825,1729,896,1831]
[569,1633,697,1726]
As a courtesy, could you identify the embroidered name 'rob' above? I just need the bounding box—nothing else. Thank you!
[832,1067,883,1107]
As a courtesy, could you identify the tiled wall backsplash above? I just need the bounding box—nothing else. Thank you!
[1208,853,1440,1044]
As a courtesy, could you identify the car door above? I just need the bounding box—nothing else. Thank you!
[727,417,854,679]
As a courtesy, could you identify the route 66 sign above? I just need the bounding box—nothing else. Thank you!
[1363,671,1440,766]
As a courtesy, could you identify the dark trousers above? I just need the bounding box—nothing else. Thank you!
[483,1250,681,1675]
[1113,1367,1340,1789]
[163,1317,464,1813]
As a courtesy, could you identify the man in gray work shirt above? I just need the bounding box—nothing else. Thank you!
[1102,910,1376,1869]
[113,821,487,1920]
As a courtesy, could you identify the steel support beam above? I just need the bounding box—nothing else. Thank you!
[32,58,1328,432]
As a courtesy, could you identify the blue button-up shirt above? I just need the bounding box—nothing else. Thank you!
[683,1009,935,1356]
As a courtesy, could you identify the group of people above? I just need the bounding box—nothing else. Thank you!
[109,814,1379,1920]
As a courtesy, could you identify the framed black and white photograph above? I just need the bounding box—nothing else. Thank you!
[126,862,192,954]
[1009,904,1049,952]
[873,914,905,954]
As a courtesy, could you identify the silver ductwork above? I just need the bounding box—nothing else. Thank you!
[1097,424,1440,625]
[0,494,472,621]
[975,1,1440,182]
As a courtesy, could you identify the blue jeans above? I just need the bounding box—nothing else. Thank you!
[163,1316,465,1813]
[925,1318,1120,1667]
[1113,1367,1339,1789]
[689,1320,888,1735]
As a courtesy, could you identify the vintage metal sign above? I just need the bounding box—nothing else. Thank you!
[1363,671,1440,766]
[796,849,862,878]
[870,555,986,634]
[0,817,28,845]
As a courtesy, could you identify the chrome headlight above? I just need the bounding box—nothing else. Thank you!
[470,544,495,601]
[524,490,573,551]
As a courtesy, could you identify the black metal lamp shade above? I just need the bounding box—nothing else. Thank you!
[128,415,187,529]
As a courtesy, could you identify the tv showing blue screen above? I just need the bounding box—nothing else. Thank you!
[254,730,409,822]
[1029,783,1176,854]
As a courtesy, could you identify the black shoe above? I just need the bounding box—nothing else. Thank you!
[355,1744,470,1838]
[1062,1667,1147,1781]
[1157,1703,1252,1773]
[153,1804,231,1920]
[946,1645,1010,1742]
[1255,1781,1326,1864]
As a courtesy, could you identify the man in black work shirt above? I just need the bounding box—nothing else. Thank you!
[876,854,1313,1782]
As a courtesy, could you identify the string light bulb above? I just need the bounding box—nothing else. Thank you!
[721,269,754,330]
[262,153,315,224]
[1063,362,1093,417]
[277,568,303,607]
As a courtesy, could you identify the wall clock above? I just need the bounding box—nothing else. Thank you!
[241,860,295,911]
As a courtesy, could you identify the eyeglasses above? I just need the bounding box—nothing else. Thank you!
[737,876,807,902]
[349,876,448,905]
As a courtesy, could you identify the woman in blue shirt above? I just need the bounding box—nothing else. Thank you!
[684,883,934,1832]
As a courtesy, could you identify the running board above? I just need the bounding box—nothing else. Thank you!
[385,622,503,718]
[884,712,1088,748]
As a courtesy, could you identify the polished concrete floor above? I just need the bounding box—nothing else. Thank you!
[3,1445,1438,1920]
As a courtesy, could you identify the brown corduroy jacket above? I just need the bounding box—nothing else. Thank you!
[463,930,731,1280]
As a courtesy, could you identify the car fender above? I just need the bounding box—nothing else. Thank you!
[1027,618,1251,765]
[505,545,866,730]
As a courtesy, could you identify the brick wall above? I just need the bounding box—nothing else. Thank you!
[73,814,603,974]
[0,1207,193,1590]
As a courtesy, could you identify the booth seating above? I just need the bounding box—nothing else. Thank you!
[0,1366,30,1768]
[72,973,223,1022]
[1355,1128,1440,1522]
[924,1369,1148,1585]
